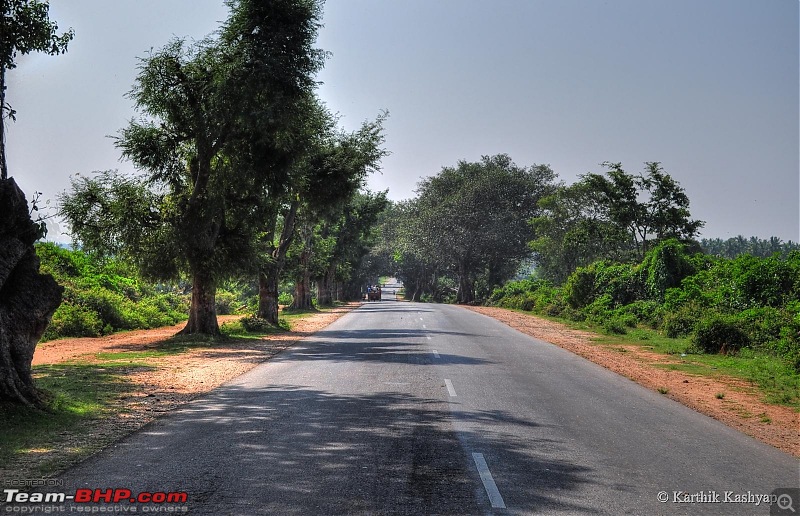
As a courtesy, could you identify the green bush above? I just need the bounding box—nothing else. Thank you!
[36,243,188,341]
[215,290,239,315]
[564,266,597,308]
[603,317,628,335]
[639,239,695,301]
[43,303,103,339]
[693,316,751,354]
[278,292,294,306]
[661,302,703,338]
[618,300,663,327]
[731,255,799,308]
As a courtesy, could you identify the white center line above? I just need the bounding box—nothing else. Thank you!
[444,379,457,397]
[419,317,424,321]
[432,350,440,359]
[472,453,506,509]
[422,324,427,329]
[426,335,432,340]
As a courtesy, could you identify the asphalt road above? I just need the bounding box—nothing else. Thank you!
[30,279,799,514]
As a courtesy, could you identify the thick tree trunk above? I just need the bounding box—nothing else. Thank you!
[457,261,475,304]
[257,265,280,325]
[315,262,336,306]
[257,200,299,324]
[0,178,64,407]
[291,255,314,310]
[179,269,219,336]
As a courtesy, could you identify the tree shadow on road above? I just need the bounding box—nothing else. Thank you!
[56,384,599,515]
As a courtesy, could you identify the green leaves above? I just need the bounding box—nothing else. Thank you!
[1,0,73,70]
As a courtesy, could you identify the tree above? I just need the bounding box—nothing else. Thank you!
[582,162,704,258]
[283,114,388,310]
[411,155,557,303]
[61,0,324,336]
[0,0,72,406]
[533,162,704,282]
[314,190,388,305]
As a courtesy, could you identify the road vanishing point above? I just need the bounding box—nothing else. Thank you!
[41,279,799,514]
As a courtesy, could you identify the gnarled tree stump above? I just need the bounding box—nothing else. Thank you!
[0,178,63,407]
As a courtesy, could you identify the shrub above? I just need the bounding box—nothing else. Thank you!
[693,316,751,354]
[239,316,289,332]
[215,290,239,315]
[564,266,597,308]
[278,292,294,306]
[603,317,628,335]
[619,300,663,328]
[639,239,695,301]
[42,303,103,340]
[661,303,703,338]
[731,255,799,308]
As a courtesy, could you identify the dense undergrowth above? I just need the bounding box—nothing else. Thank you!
[36,243,188,341]
[489,240,800,375]
[36,244,301,341]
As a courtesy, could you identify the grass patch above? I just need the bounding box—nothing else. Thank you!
[513,311,800,408]
[0,361,147,475]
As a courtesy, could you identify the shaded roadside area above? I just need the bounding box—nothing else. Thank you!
[1,304,359,479]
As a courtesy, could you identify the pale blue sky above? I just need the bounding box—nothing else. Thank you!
[6,0,799,242]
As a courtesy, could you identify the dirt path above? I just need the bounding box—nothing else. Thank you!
[465,306,799,458]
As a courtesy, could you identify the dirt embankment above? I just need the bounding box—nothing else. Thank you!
[465,306,799,458]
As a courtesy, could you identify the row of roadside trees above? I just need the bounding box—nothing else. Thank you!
[58,0,389,337]
[1,0,388,407]
[375,156,705,304]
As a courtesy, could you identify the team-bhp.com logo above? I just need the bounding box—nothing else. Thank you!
[4,488,188,504]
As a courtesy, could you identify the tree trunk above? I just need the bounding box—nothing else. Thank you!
[257,265,280,325]
[291,251,314,310]
[1,68,8,180]
[0,178,64,407]
[315,262,336,306]
[457,261,474,304]
[179,269,219,336]
[257,200,299,324]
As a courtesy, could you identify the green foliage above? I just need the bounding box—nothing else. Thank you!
[701,235,800,259]
[387,155,557,304]
[490,242,800,372]
[532,162,703,282]
[36,243,187,341]
[661,302,702,338]
[693,316,751,354]
[43,303,102,339]
[278,292,294,305]
[215,290,239,315]
[564,266,597,308]
[640,239,695,300]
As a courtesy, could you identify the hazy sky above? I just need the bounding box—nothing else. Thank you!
[6,0,799,242]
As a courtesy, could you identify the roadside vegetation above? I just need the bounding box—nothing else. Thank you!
[370,159,799,408]
[487,243,800,406]
[36,243,187,341]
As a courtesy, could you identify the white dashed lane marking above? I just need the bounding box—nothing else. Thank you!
[444,379,457,397]
[472,453,506,509]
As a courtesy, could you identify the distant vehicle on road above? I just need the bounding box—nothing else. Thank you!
[366,285,382,301]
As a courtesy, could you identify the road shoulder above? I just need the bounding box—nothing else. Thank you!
[464,305,798,458]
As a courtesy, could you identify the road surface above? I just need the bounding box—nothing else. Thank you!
[26,279,799,514]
